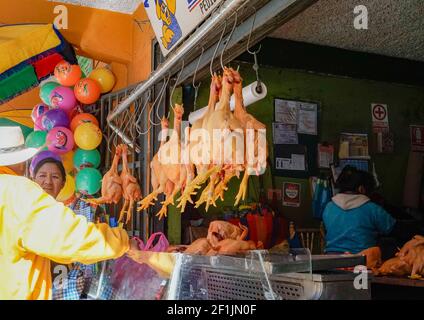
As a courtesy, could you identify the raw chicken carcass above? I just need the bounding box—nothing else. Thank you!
[231,68,269,205]
[85,145,123,205]
[166,245,188,253]
[177,75,222,212]
[401,244,424,279]
[207,221,247,247]
[196,68,244,210]
[212,239,263,256]
[374,257,412,277]
[397,235,424,258]
[359,247,382,269]
[184,238,213,255]
[119,144,142,225]
[138,105,186,219]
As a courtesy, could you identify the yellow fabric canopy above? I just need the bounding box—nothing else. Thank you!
[0,109,33,128]
[0,24,61,74]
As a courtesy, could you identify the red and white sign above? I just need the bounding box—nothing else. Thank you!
[283,182,301,207]
[410,125,424,152]
[371,104,389,133]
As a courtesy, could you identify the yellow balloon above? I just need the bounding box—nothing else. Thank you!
[57,174,75,203]
[61,150,74,174]
[89,68,116,93]
[74,123,102,150]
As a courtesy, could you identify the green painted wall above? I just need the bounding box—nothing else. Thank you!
[167,62,424,243]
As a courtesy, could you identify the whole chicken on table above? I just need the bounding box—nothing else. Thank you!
[374,235,424,279]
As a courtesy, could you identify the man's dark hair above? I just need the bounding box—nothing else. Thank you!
[336,166,363,193]
[33,158,66,181]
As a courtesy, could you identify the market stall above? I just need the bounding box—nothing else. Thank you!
[101,0,424,300]
[2,0,424,301]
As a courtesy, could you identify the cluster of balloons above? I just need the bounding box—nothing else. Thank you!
[26,60,116,203]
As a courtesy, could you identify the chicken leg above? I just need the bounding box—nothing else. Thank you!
[84,145,123,205]
[119,144,142,225]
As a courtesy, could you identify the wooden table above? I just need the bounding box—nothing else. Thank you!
[371,276,424,299]
[372,276,424,287]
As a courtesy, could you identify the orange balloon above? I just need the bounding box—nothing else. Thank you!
[54,60,82,87]
[70,113,99,132]
[74,78,101,105]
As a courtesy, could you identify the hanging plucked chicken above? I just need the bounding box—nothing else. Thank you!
[118,144,142,224]
[85,146,123,205]
[138,105,187,219]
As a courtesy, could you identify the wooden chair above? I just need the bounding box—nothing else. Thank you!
[295,222,326,254]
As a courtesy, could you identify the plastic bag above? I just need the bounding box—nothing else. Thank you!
[312,178,332,220]
[110,233,170,300]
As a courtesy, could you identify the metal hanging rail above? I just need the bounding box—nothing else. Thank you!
[106,0,249,124]
[105,0,317,150]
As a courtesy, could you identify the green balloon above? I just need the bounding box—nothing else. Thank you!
[39,82,60,106]
[73,148,101,170]
[76,168,102,195]
[25,131,47,150]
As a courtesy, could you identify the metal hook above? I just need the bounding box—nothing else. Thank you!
[151,74,171,125]
[210,20,227,77]
[128,107,139,141]
[193,47,204,88]
[168,60,185,118]
[192,47,204,111]
[136,92,152,135]
[106,128,114,154]
[220,10,238,70]
[246,7,263,94]
[246,7,262,55]
[136,91,152,135]
[121,108,136,140]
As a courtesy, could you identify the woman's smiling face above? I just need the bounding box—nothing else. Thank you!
[34,162,65,198]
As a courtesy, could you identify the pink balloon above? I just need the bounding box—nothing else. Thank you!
[49,86,77,112]
[46,127,74,155]
[31,103,51,122]
[34,118,45,131]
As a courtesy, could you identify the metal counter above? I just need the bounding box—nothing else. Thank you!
[167,253,370,300]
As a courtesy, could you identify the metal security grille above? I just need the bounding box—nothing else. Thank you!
[177,265,306,300]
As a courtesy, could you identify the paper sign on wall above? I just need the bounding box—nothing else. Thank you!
[144,0,224,56]
[275,99,298,124]
[339,133,370,159]
[283,182,301,207]
[411,125,424,152]
[273,123,298,144]
[297,102,318,135]
[276,154,306,171]
[371,103,389,133]
[318,144,334,168]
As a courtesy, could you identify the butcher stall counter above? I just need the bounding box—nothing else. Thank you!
[166,251,370,300]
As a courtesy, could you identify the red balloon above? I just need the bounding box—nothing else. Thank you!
[74,78,101,105]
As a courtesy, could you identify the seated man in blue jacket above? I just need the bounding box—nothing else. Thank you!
[323,166,396,254]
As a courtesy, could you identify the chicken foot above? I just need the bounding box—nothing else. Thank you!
[235,170,250,206]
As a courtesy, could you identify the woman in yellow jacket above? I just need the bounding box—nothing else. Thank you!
[0,127,130,300]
